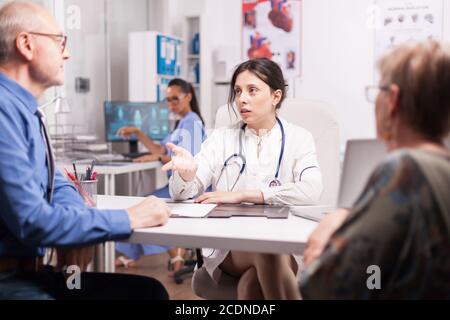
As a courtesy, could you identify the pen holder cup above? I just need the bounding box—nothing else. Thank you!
[78,180,98,208]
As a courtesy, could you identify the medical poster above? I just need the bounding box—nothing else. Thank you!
[242,0,302,78]
[374,0,443,61]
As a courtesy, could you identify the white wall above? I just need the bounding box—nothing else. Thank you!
[49,0,450,150]
[54,0,109,139]
[297,0,376,146]
[170,0,450,149]
[296,0,450,148]
[48,0,150,142]
[109,0,149,101]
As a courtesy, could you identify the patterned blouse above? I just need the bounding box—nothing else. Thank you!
[300,149,450,299]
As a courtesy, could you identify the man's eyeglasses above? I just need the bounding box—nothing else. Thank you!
[29,32,68,53]
[365,85,389,103]
[165,94,186,105]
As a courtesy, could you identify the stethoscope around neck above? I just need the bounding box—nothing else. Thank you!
[216,117,286,191]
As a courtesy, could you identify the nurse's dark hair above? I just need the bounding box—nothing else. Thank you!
[168,78,204,125]
[228,58,287,112]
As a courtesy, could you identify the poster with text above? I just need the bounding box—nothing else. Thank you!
[242,0,302,79]
[375,0,443,62]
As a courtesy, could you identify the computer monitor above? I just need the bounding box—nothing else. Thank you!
[104,101,170,153]
[290,139,386,222]
[337,139,387,208]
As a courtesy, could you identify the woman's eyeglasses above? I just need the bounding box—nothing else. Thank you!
[165,94,186,105]
[29,32,68,54]
[365,85,389,103]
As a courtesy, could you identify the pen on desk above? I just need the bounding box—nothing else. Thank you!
[64,167,76,181]
[72,163,79,180]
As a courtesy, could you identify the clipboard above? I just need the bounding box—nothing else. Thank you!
[207,204,290,219]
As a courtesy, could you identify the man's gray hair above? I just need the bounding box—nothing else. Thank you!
[0,1,43,64]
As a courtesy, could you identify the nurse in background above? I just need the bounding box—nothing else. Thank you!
[162,58,323,299]
[115,78,206,276]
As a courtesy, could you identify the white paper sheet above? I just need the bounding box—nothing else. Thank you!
[168,203,217,218]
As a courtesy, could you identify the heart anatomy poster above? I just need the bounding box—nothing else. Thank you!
[242,0,302,79]
[374,0,443,61]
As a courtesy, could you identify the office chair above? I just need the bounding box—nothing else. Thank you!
[191,98,341,299]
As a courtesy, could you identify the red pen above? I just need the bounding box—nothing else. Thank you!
[64,167,76,181]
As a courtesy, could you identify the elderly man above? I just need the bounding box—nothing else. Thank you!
[0,1,171,300]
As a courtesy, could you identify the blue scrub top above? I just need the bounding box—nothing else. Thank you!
[162,111,206,158]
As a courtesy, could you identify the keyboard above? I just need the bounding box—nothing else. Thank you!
[94,153,126,162]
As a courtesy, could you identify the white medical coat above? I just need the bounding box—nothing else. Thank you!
[169,118,323,281]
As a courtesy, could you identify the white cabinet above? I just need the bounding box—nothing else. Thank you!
[183,16,201,105]
[129,31,183,102]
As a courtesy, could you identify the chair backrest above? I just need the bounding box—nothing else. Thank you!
[214,103,239,129]
[279,98,340,206]
[214,98,341,206]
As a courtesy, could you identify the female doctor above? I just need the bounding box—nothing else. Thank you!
[162,58,323,299]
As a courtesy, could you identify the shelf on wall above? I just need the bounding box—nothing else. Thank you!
[214,78,230,85]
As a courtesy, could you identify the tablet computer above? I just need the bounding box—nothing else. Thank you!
[207,204,289,219]
[290,206,335,222]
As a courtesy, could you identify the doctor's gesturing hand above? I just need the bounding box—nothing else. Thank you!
[162,143,264,204]
[161,143,198,182]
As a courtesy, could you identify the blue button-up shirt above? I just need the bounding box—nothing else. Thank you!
[0,73,132,258]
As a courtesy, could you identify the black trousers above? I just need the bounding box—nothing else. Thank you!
[1,268,169,300]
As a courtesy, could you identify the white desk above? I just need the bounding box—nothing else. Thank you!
[57,161,161,195]
[98,195,327,272]
[95,161,161,195]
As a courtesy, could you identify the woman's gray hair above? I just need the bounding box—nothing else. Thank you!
[0,1,43,64]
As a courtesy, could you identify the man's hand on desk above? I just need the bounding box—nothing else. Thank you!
[127,196,171,229]
[303,208,350,268]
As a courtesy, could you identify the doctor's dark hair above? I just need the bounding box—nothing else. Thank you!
[228,58,287,111]
[168,78,204,125]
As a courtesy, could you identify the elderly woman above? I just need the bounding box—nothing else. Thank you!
[300,40,450,299]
